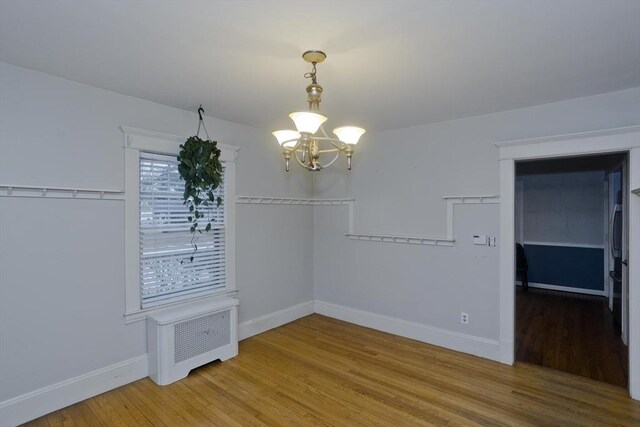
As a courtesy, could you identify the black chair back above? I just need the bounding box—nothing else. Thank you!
[516,243,527,270]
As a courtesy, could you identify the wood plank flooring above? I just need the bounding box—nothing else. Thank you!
[516,287,628,387]
[26,314,640,426]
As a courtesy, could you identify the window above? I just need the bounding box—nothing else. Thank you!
[123,126,237,322]
[139,153,225,308]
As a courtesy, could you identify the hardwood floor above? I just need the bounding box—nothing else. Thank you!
[26,314,640,426]
[516,287,629,387]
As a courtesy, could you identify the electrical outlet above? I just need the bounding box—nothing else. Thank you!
[461,312,469,324]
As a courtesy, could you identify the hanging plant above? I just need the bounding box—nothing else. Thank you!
[177,105,223,262]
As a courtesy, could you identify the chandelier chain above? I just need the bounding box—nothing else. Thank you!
[304,62,318,84]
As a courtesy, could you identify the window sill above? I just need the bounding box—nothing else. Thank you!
[123,289,238,324]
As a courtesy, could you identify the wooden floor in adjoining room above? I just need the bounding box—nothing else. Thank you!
[26,314,640,426]
[516,287,628,387]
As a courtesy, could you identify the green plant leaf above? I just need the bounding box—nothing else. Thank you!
[178,133,224,255]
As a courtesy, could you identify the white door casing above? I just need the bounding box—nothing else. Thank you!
[496,125,640,400]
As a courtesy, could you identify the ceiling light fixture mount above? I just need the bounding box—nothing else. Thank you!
[273,50,365,172]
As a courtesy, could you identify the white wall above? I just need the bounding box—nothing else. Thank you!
[314,203,500,340]
[520,170,605,246]
[0,62,314,403]
[313,87,640,347]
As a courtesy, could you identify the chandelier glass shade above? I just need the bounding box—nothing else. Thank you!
[272,50,365,172]
[289,112,327,134]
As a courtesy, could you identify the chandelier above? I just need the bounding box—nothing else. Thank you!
[272,50,365,172]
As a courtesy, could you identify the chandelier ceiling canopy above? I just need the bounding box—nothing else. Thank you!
[273,50,365,172]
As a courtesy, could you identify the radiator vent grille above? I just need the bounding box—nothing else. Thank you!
[174,309,231,364]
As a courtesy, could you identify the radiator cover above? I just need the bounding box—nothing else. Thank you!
[147,297,238,385]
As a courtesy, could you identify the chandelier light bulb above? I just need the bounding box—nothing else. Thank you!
[333,126,366,145]
[272,130,300,148]
[289,111,327,134]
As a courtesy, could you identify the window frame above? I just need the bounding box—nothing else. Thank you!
[122,126,238,323]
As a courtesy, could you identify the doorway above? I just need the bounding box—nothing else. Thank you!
[496,126,640,399]
[514,154,628,387]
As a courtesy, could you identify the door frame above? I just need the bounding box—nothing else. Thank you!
[606,173,612,310]
[515,180,524,244]
[496,125,640,399]
[606,161,630,345]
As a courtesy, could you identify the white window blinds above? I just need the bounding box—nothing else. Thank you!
[139,152,226,308]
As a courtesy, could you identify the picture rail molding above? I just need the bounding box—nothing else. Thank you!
[238,194,499,247]
[236,196,353,206]
[0,184,124,200]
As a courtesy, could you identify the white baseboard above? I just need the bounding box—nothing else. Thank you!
[239,300,314,340]
[516,281,606,296]
[314,300,500,361]
[499,340,515,365]
[0,355,148,427]
[632,380,640,401]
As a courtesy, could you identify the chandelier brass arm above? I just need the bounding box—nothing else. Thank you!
[278,126,355,171]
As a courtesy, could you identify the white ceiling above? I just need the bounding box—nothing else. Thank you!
[1,1,639,132]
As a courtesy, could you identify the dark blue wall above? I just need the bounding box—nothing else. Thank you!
[522,244,604,291]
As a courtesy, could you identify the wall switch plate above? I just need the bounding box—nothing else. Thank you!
[461,312,469,324]
[473,235,488,245]
[489,237,497,247]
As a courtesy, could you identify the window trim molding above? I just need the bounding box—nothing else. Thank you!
[122,126,239,323]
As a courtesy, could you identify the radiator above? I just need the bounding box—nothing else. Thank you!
[147,297,238,385]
